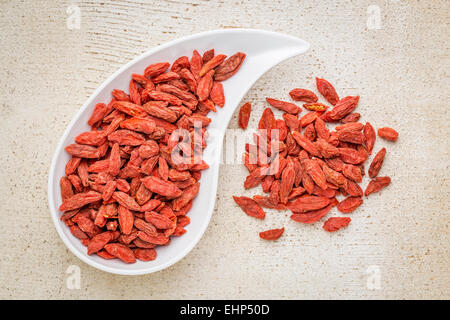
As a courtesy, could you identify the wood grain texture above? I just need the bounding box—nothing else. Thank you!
[0,0,448,299]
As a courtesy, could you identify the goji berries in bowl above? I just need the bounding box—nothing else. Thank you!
[48,29,309,275]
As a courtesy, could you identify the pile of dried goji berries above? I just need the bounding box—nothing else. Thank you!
[59,49,246,263]
[235,77,398,239]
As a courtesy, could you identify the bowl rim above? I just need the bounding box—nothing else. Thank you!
[48,28,310,275]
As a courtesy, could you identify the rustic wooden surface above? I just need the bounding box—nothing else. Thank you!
[0,0,448,299]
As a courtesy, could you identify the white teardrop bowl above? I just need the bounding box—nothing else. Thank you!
[48,29,309,275]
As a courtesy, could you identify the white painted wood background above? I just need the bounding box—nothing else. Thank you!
[0,0,448,299]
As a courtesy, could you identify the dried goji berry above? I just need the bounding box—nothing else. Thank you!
[289,88,318,103]
[322,217,351,232]
[342,164,363,182]
[196,71,214,102]
[112,191,141,211]
[214,52,246,81]
[65,144,100,159]
[292,131,321,157]
[171,56,190,73]
[200,54,227,77]
[304,159,327,190]
[202,49,214,63]
[368,148,386,178]
[232,196,266,219]
[316,77,339,105]
[290,203,334,224]
[134,248,157,261]
[252,195,286,210]
[266,98,300,114]
[259,227,284,240]
[59,191,102,211]
[286,195,330,213]
[210,81,225,107]
[283,113,300,131]
[363,122,376,154]
[190,50,202,80]
[336,128,365,144]
[279,162,295,204]
[144,62,170,78]
[337,196,363,213]
[378,127,398,141]
[60,177,74,201]
[87,231,114,255]
[303,102,329,111]
[104,243,136,264]
[365,176,391,196]
[328,96,359,120]
[341,113,360,123]
[141,176,182,199]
